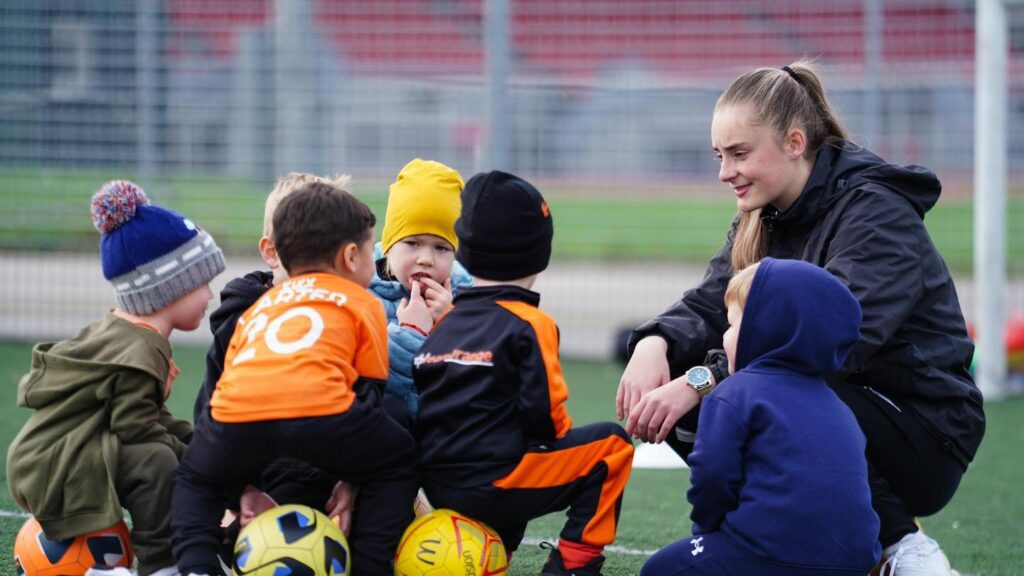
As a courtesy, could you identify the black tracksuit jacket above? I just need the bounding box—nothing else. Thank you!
[414,285,574,487]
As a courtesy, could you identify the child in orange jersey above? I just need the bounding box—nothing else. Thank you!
[191,173,354,556]
[171,182,417,576]
[413,171,635,576]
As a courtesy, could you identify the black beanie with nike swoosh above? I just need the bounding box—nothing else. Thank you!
[455,170,553,281]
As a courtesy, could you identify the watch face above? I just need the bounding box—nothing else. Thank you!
[687,366,711,386]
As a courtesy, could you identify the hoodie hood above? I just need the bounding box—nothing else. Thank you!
[209,270,273,334]
[735,258,862,375]
[17,314,171,410]
[769,142,941,229]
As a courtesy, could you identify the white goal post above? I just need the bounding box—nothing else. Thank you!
[974,0,1012,399]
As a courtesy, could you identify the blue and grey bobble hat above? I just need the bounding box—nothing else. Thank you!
[91,180,226,315]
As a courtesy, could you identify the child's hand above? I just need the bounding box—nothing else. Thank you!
[397,280,434,334]
[419,277,454,321]
[325,481,357,537]
[238,486,278,527]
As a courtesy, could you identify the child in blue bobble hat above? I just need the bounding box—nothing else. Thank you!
[7,180,225,576]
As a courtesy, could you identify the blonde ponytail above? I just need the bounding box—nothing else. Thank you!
[731,210,769,272]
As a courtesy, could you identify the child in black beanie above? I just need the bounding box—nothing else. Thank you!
[413,171,635,576]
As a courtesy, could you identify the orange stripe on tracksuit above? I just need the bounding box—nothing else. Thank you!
[496,299,572,437]
[493,299,631,545]
[493,432,634,546]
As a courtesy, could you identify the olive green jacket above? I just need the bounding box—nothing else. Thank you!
[6,313,192,539]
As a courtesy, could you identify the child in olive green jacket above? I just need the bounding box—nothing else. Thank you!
[7,180,225,576]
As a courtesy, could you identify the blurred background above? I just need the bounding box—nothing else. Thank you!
[1,0,1023,378]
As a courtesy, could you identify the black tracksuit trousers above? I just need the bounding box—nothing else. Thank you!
[425,422,634,552]
[171,386,417,576]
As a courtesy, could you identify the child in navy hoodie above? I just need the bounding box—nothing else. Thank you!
[641,258,881,576]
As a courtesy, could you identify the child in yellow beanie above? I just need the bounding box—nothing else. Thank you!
[371,159,473,425]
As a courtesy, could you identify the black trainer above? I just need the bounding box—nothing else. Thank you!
[539,543,605,576]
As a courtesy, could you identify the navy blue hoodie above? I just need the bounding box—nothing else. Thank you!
[687,258,881,571]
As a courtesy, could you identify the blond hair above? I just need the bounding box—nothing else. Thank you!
[717,59,850,272]
[724,260,762,311]
[264,173,352,238]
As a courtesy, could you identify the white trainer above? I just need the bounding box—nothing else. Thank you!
[413,487,435,517]
[881,531,951,576]
[84,568,137,576]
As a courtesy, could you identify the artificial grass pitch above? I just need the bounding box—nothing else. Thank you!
[0,343,1020,575]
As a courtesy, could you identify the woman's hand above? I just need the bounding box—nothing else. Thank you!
[419,277,454,321]
[626,376,700,443]
[616,336,671,423]
[397,280,434,334]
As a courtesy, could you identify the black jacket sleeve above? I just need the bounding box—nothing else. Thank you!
[821,188,926,377]
[192,307,244,422]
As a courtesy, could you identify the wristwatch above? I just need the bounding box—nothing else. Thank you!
[685,365,715,398]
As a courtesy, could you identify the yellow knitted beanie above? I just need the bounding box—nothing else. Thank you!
[381,159,464,253]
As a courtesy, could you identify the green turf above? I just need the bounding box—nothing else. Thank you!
[2,168,1022,274]
[0,342,1022,574]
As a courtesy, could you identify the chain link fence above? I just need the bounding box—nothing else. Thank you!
[2,0,1023,357]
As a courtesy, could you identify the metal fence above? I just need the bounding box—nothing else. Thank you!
[2,0,1023,359]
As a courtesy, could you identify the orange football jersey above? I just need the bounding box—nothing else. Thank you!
[211,273,388,423]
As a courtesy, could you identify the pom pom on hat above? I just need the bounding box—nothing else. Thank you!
[91,180,151,235]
